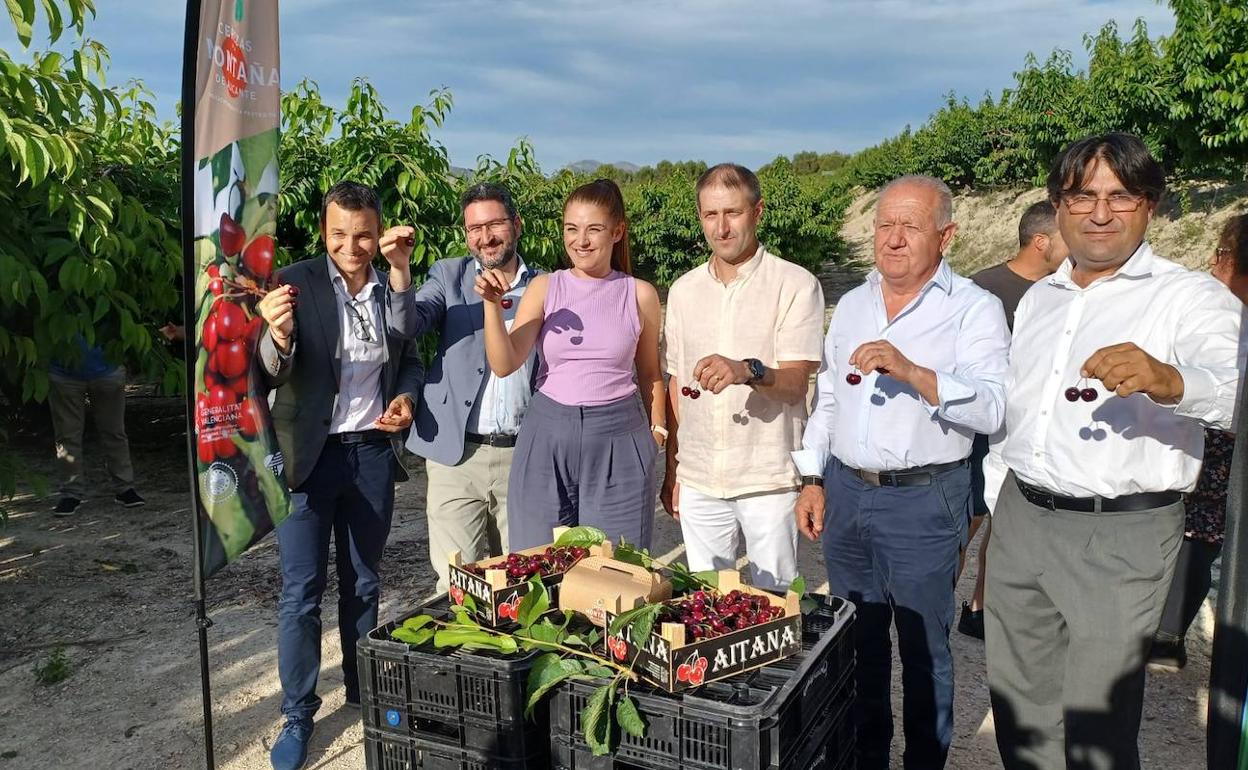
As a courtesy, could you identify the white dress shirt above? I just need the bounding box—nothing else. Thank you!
[793,259,1009,475]
[328,256,386,433]
[467,257,535,436]
[983,242,1243,510]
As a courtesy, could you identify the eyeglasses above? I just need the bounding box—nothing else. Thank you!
[1215,246,1232,261]
[1060,193,1146,215]
[465,219,513,238]
[344,299,375,343]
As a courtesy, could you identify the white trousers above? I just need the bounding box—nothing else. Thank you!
[677,485,799,591]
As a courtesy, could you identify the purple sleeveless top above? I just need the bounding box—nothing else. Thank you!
[537,269,640,406]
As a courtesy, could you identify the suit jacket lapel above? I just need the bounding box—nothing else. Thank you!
[307,256,342,384]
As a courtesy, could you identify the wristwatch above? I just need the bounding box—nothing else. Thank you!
[744,358,767,385]
[800,475,824,488]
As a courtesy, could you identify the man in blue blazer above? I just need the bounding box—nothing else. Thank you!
[256,182,423,770]
[403,183,541,590]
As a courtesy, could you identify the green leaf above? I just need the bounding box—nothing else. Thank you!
[519,618,563,645]
[554,525,608,548]
[399,615,435,632]
[583,665,614,679]
[616,695,646,738]
[37,0,62,43]
[524,653,580,718]
[612,542,653,569]
[516,577,550,628]
[583,683,615,756]
[607,602,662,643]
[789,575,806,596]
[5,0,34,48]
[391,626,434,646]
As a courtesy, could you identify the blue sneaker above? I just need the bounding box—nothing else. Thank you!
[270,717,314,770]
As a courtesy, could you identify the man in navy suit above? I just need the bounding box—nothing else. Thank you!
[403,183,541,590]
[256,182,423,770]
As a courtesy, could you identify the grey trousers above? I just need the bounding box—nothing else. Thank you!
[48,369,135,498]
[985,473,1183,770]
[425,441,512,592]
[507,391,657,552]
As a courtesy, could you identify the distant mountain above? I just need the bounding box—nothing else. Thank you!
[565,159,641,175]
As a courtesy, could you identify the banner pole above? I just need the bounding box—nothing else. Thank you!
[180,1,215,768]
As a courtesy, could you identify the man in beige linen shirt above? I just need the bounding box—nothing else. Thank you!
[661,163,824,590]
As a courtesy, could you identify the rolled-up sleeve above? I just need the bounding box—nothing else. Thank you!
[792,317,838,477]
[1170,281,1243,431]
[922,292,1010,435]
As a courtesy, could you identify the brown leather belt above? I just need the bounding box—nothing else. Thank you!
[466,432,518,448]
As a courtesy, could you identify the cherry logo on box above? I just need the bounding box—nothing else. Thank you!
[449,586,465,605]
[675,652,708,686]
[497,592,521,620]
[607,637,628,661]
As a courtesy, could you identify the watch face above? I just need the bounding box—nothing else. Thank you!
[747,359,765,381]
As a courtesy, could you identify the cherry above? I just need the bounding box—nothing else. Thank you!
[501,298,513,310]
[215,436,239,459]
[243,235,275,281]
[680,386,691,397]
[215,302,247,342]
[208,278,224,296]
[203,314,220,352]
[689,389,701,400]
[196,437,215,464]
[219,213,245,257]
[1064,387,1081,402]
[206,264,220,279]
[405,236,415,247]
[216,339,249,379]
[1080,388,1098,402]
[287,285,300,297]
[846,372,862,385]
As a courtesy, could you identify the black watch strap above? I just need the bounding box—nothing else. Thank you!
[801,475,824,488]
[744,358,766,384]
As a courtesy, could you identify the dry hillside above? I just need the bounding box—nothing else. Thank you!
[839,181,1248,275]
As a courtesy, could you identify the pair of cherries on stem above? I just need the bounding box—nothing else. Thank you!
[1065,377,1099,403]
[680,380,702,399]
[845,366,888,385]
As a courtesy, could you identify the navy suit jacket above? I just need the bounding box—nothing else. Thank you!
[403,256,541,466]
[258,256,424,489]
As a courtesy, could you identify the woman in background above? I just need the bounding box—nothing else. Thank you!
[1150,213,1248,669]
[477,179,664,551]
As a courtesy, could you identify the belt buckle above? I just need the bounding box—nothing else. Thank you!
[860,470,881,487]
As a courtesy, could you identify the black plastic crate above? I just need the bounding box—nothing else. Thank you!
[551,677,855,770]
[359,596,549,765]
[550,594,855,770]
[364,726,545,770]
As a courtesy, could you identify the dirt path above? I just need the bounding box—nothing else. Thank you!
[0,261,1213,769]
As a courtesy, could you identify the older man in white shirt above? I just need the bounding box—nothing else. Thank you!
[982,133,1243,770]
[794,174,1009,770]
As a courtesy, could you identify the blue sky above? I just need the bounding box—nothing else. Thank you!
[4,0,1174,172]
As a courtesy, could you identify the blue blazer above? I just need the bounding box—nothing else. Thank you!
[403,256,541,466]
[257,256,424,489]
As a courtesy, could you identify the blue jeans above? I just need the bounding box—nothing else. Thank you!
[276,438,395,721]
[822,458,970,770]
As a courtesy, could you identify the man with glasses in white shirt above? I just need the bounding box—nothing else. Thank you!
[403,183,541,591]
[794,174,1010,769]
[982,132,1243,770]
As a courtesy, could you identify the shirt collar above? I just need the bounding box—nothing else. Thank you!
[706,244,765,285]
[866,257,955,296]
[475,254,531,289]
[1048,240,1154,290]
[327,253,381,299]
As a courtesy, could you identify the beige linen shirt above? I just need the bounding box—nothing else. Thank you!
[663,246,825,498]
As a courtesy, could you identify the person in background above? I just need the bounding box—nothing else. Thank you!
[661,163,824,591]
[795,174,1010,769]
[48,337,145,515]
[478,179,664,551]
[1148,213,1248,669]
[982,133,1242,770]
[402,183,541,592]
[957,200,1068,639]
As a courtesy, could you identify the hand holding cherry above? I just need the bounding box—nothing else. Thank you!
[692,354,750,395]
[473,268,510,305]
[258,283,299,352]
[1081,342,1185,404]
[379,226,417,269]
[848,339,914,385]
[374,394,415,432]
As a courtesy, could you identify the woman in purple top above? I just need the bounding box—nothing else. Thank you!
[477,179,665,550]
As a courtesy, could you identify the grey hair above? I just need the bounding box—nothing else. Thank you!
[877,174,954,227]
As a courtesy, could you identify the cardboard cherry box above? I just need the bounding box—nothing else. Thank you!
[558,555,673,626]
[603,570,803,693]
[446,526,613,626]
